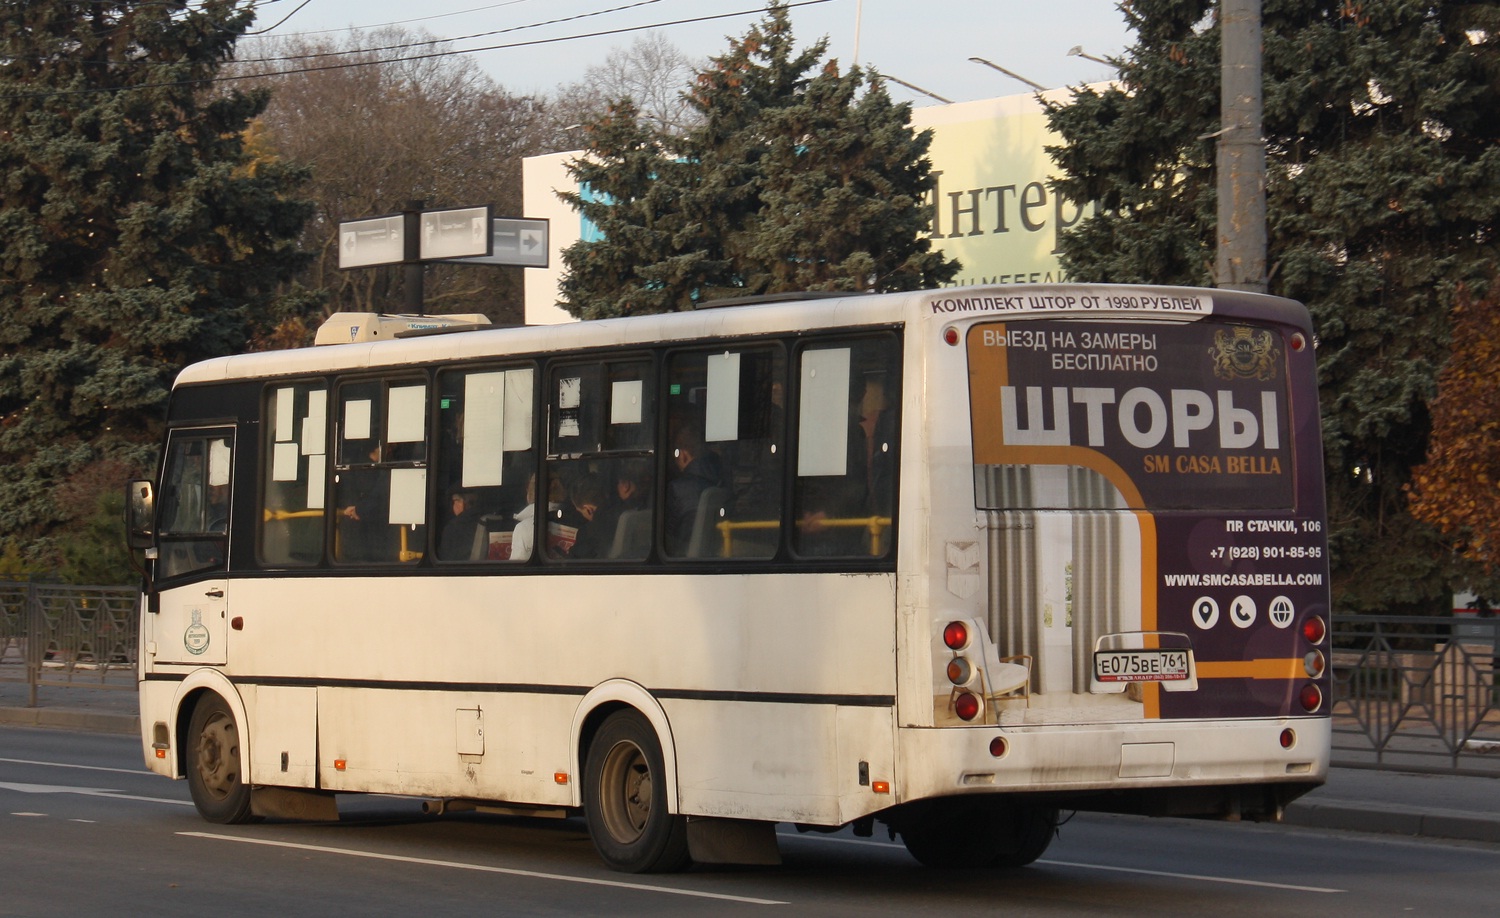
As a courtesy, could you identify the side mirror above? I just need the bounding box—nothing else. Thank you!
[125,479,155,550]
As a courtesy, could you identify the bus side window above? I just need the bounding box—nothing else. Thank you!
[792,336,900,558]
[545,359,655,561]
[333,378,428,564]
[663,346,786,560]
[158,431,233,580]
[434,366,536,562]
[260,383,328,566]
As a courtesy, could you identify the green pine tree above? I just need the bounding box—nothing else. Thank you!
[557,99,709,318]
[1046,0,1500,614]
[558,2,957,318]
[0,0,314,566]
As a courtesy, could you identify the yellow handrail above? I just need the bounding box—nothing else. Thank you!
[269,508,423,562]
[718,516,893,556]
[263,508,323,522]
[398,526,423,563]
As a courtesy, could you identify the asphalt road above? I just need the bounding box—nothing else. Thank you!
[4,724,1498,917]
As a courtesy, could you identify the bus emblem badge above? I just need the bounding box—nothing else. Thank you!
[184,608,211,655]
[1209,326,1279,380]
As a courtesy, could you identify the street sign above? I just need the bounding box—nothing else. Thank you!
[443,217,549,268]
[338,215,405,269]
[419,205,493,260]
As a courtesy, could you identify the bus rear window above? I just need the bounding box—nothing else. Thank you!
[968,319,1293,512]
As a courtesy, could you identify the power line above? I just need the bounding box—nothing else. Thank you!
[6,0,833,97]
[260,0,544,36]
[248,0,316,35]
[234,0,671,67]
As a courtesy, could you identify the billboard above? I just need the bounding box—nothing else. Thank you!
[910,89,1094,287]
[521,88,1100,325]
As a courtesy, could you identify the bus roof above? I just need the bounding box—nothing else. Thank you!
[174,284,1307,387]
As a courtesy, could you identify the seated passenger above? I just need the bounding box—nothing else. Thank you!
[338,442,395,562]
[613,458,652,513]
[512,473,561,562]
[666,421,730,555]
[438,490,483,560]
[599,459,653,559]
[567,474,615,558]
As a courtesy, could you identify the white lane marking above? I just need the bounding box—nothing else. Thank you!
[0,757,150,776]
[180,832,789,905]
[0,781,121,795]
[1039,859,1345,894]
[781,833,1344,893]
[0,781,191,807]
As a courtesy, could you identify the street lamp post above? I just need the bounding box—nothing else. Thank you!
[879,74,953,104]
[967,56,1047,92]
[1066,45,1112,67]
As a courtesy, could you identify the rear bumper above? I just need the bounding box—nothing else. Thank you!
[894,716,1328,817]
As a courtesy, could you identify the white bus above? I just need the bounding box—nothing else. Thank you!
[126,284,1331,872]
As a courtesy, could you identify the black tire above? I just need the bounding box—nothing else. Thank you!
[582,710,690,873]
[899,797,1057,869]
[186,693,256,824]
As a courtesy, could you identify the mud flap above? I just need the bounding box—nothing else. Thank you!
[685,816,782,865]
[251,786,339,821]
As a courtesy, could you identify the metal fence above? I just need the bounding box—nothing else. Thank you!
[0,580,140,707]
[3,579,1498,775]
[1332,613,1500,775]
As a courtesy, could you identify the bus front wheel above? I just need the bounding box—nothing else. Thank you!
[186,693,256,824]
[898,797,1057,869]
[582,710,690,873]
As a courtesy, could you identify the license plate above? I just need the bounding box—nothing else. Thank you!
[1093,649,1192,683]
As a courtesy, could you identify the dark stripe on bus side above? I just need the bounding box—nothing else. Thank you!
[141,672,894,708]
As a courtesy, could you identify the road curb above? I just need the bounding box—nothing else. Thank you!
[1284,799,1500,845]
[0,706,139,736]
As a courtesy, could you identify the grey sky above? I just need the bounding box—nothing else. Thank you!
[250,0,1133,104]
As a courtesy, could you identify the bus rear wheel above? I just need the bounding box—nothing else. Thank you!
[583,710,690,873]
[186,693,256,824]
[898,797,1057,869]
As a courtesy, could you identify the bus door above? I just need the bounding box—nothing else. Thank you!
[149,427,234,667]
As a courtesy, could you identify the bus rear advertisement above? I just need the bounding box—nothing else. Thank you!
[126,284,1330,873]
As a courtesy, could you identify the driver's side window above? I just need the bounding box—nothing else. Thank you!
[158,431,233,580]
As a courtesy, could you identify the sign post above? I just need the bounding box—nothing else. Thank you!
[338,206,546,316]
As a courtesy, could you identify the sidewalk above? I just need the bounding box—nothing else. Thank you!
[1282,765,1500,844]
[0,667,140,736]
[2,675,1497,846]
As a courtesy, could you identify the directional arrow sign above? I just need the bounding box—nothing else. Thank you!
[419,205,492,260]
[443,217,549,268]
[338,215,405,269]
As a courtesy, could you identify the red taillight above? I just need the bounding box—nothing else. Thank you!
[943,326,960,346]
[989,736,1009,758]
[1299,683,1323,713]
[1280,728,1296,749]
[1302,615,1327,645]
[943,621,970,651]
[954,691,981,721]
[1290,332,1307,352]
